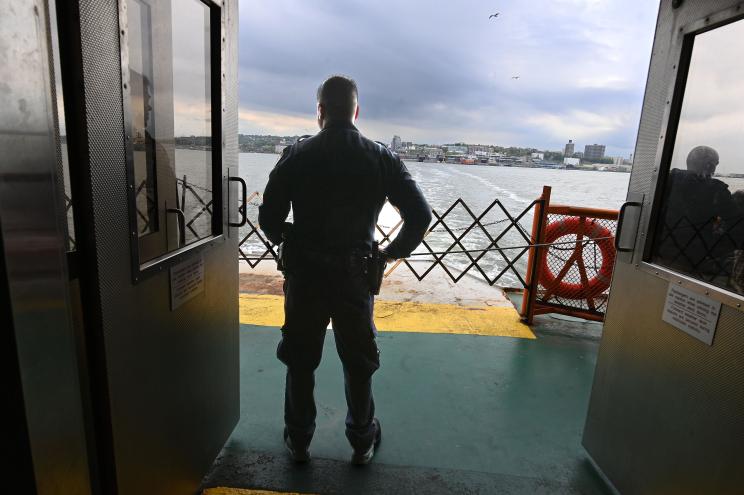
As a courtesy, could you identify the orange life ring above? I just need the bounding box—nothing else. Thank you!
[538,217,615,299]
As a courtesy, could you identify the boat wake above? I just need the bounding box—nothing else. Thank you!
[444,167,531,204]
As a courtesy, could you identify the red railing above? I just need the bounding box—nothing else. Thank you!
[521,188,619,324]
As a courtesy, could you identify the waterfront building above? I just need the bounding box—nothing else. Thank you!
[584,144,606,161]
[444,144,468,154]
[468,144,491,154]
[564,140,575,157]
[474,151,490,163]
[391,135,402,151]
[422,147,444,160]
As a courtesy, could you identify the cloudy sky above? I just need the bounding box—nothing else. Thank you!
[237,0,659,157]
[670,19,744,176]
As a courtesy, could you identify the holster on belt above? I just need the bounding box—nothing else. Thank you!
[276,223,294,274]
[276,241,288,273]
[364,242,386,295]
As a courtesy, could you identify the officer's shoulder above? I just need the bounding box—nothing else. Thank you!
[278,135,314,159]
[371,140,393,154]
[273,145,292,168]
[291,134,317,153]
[369,139,400,160]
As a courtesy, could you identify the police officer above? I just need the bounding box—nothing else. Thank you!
[258,75,432,465]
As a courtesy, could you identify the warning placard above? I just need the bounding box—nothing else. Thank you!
[170,255,205,310]
[662,284,721,346]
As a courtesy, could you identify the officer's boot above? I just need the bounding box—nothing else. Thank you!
[351,418,382,465]
[284,428,310,463]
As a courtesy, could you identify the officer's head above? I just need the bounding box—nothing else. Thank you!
[686,145,719,178]
[316,75,359,128]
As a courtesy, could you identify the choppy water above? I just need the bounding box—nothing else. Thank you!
[62,146,744,287]
[239,152,633,207]
[236,152,632,287]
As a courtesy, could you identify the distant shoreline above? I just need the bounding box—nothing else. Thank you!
[233,149,632,173]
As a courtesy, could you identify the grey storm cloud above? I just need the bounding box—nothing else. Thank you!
[237,0,658,155]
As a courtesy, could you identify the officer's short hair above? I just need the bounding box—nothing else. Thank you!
[317,75,358,120]
[687,145,719,177]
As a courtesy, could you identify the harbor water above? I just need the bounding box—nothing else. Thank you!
[235,152,632,288]
[91,148,742,288]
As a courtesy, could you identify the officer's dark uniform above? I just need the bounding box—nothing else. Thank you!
[258,120,432,453]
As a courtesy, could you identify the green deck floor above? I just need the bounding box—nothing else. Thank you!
[201,322,610,494]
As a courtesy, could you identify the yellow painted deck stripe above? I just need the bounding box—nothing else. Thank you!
[204,489,314,495]
[239,294,535,339]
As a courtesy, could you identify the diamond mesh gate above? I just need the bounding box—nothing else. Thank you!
[66,177,620,323]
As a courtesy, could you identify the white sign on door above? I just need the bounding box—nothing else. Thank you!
[662,284,721,345]
[170,255,205,310]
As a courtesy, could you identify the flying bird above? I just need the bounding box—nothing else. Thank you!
[489,13,499,19]
[511,76,520,79]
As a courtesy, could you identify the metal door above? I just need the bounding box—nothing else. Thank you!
[583,1,744,493]
[1,2,93,494]
[56,0,241,493]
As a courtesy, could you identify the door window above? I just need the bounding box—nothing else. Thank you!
[123,0,220,270]
[650,19,744,296]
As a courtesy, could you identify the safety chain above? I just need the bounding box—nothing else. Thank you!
[377,217,530,234]
[407,236,614,256]
[400,218,516,232]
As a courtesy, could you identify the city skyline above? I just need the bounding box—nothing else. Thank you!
[231,132,628,162]
[168,132,618,157]
[237,0,658,157]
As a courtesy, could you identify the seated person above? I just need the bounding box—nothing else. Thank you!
[732,190,744,213]
[654,146,738,281]
[729,190,744,293]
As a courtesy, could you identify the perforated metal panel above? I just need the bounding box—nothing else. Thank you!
[73,0,239,493]
[583,1,744,493]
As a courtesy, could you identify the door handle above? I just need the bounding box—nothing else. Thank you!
[228,176,248,227]
[167,207,186,247]
[614,201,643,252]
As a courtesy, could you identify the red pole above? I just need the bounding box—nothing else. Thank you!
[521,185,551,324]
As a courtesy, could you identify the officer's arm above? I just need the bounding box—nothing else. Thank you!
[258,150,292,245]
[384,158,432,259]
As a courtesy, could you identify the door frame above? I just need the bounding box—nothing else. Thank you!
[628,3,744,310]
[0,1,93,492]
[584,2,744,493]
[55,0,240,492]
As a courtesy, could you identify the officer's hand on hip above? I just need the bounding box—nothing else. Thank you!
[379,248,396,265]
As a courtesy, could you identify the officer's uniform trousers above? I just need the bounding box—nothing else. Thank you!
[277,255,380,451]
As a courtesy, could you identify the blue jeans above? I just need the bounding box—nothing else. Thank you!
[277,264,380,452]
